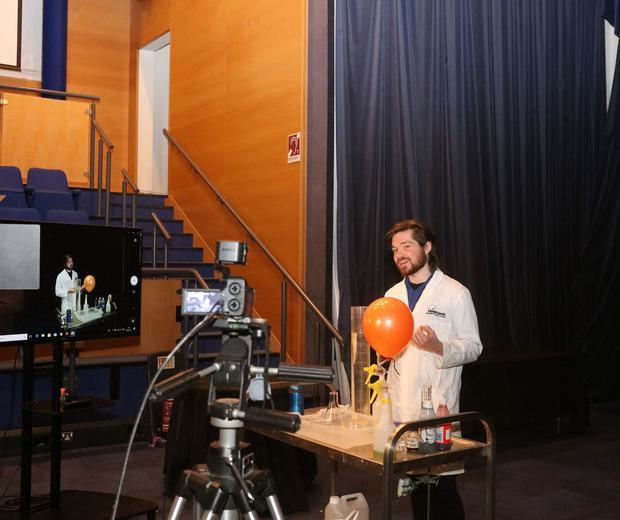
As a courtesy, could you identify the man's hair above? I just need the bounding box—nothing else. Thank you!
[385,219,439,271]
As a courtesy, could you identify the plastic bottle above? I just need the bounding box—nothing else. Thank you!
[418,385,436,454]
[105,294,112,313]
[373,392,393,455]
[324,495,353,519]
[435,402,452,451]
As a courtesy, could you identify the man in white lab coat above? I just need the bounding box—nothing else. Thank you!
[385,219,482,520]
[55,254,80,315]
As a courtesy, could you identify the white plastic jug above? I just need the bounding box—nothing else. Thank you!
[341,493,369,520]
[324,495,353,519]
[324,493,370,520]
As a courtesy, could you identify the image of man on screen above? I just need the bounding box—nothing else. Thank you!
[55,254,81,315]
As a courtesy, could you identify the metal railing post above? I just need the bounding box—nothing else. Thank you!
[132,193,137,228]
[164,241,168,269]
[281,278,287,359]
[105,149,112,226]
[120,169,139,228]
[89,103,96,188]
[121,180,127,227]
[152,226,157,268]
[96,139,103,217]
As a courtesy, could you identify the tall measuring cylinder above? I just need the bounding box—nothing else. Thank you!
[351,306,371,415]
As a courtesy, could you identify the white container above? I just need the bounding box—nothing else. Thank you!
[324,494,369,520]
[341,493,369,520]
[324,495,353,519]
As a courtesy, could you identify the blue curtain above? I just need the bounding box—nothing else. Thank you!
[572,0,620,398]
[335,1,612,394]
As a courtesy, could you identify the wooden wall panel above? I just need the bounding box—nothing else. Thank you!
[0,76,41,90]
[0,93,89,184]
[164,0,307,361]
[67,0,130,190]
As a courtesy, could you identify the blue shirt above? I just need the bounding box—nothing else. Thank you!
[404,272,434,311]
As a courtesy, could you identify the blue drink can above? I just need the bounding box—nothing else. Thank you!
[289,385,304,414]
[66,309,72,324]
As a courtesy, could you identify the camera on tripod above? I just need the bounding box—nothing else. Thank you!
[148,240,335,520]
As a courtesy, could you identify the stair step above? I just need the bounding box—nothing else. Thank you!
[75,190,168,214]
[104,204,174,220]
[142,261,214,279]
[90,216,184,234]
[142,246,204,263]
[142,233,194,248]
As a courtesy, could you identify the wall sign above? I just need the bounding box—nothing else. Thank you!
[0,0,22,70]
[287,132,301,163]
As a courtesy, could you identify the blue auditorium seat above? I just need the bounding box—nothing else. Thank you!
[46,209,90,224]
[26,167,76,218]
[0,207,41,221]
[0,166,28,208]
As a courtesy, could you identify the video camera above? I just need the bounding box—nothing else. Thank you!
[150,240,334,409]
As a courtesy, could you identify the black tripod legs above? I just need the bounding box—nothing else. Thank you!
[166,467,285,520]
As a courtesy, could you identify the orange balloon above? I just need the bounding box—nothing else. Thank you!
[84,275,96,293]
[362,297,413,358]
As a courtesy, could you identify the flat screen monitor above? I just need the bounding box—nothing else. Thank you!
[0,220,142,345]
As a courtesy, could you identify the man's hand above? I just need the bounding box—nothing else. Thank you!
[412,325,443,356]
[68,288,76,294]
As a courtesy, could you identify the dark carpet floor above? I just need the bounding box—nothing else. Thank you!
[0,403,618,519]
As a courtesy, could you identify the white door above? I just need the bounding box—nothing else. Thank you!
[137,33,170,194]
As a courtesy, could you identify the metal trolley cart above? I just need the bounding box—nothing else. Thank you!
[252,410,495,520]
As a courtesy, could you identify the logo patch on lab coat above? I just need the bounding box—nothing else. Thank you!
[426,305,446,318]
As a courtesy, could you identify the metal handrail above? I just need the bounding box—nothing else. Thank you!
[89,115,114,225]
[0,83,100,101]
[142,267,208,289]
[120,169,139,228]
[120,168,138,192]
[151,212,171,268]
[92,119,114,149]
[162,128,344,350]
[0,83,114,226]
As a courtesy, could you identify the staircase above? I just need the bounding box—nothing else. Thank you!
[75,189,214,279]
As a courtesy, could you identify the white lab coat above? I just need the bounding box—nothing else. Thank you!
[385,269,482,424]
[55,269,79,314]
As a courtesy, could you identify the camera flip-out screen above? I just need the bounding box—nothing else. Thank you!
[181,289,222,316]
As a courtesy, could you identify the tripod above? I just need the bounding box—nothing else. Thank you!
[167,398,285,520]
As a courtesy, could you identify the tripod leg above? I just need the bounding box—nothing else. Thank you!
[166,496,187,520]
[194,500,205,520]
[200,509,240,520]
[265,495,285,520]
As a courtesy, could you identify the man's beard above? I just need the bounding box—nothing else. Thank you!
[397,252,427,277]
